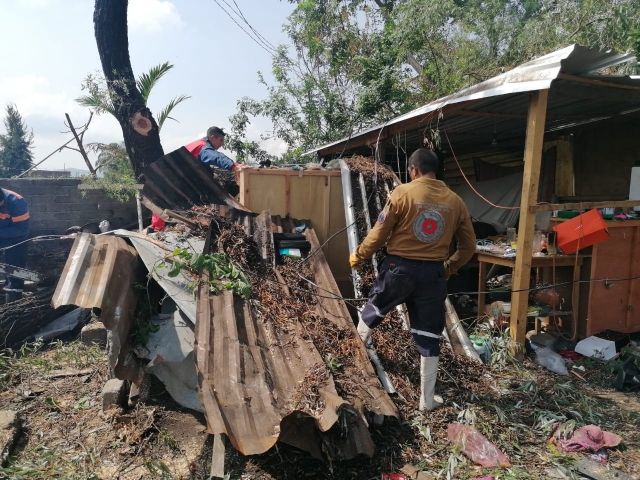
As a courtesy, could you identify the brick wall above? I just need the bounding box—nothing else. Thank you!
[2,179,143,236]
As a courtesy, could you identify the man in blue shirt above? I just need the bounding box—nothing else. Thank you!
[184,126,238,171]
[0,188,30,301]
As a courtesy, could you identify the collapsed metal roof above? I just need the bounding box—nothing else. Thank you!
[139,147,248,216]
[52,207,397,460]
[195,205,398,459]
[308,44,640,158]
[52,233,144,383]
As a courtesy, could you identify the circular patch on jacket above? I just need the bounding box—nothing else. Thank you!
[377,212,386,224]
[413,210,445,243]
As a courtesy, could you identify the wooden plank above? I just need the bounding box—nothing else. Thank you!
[238,167,341,177]
[289,176,329,244]
[530,200,640,212]
[210,433,225,479]
[555,135,574,197]
[510,89,549,352]
[247,174,287,216]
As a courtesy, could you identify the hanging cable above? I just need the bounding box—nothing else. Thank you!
[444,128,520,210]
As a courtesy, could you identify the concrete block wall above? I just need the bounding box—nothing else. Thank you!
[2,179,142,236]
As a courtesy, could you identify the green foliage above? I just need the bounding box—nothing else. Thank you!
[81,142,137,202]
[231,0,640,161]
[0,104,34,178]
[76,62,190,131]
[167,248,253,299]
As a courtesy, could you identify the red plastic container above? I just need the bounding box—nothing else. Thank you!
[552,209,609,254]
[381,475,407,480]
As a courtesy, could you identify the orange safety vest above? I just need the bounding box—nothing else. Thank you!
[184,138,207,158]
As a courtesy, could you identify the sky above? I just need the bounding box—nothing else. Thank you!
[0,0,296,173]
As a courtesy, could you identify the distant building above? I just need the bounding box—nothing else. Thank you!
[27,170,72,178]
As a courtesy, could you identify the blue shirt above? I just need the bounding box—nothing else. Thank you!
[198,138,236,170]
[0,189,30,239]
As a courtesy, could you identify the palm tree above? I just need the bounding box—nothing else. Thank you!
[76,62,190,131]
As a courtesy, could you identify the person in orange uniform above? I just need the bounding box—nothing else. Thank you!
[0,188,30,302]
[349,148,476,411]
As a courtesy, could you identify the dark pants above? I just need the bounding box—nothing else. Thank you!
[361,255,447,357]
[0,235,29,290]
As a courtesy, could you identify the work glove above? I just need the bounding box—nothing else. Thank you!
[349,252,363,271]
[444,261,451,280]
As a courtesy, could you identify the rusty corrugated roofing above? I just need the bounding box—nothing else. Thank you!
[52,233,144,382]
[139,147,248,216]
[195,206,397,459]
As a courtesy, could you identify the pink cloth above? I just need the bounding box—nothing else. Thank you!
[556,425,621,453]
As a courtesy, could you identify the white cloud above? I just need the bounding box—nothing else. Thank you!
[0,74,124,170]
[128,0,183,33]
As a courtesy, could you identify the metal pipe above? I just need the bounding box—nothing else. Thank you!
[339,159,362,296]
[358,173,378,273]
[445,298,482,362]
[136,192,144,231]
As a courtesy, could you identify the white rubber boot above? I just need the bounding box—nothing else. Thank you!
[357,320,372,344]
[419,356,443,411]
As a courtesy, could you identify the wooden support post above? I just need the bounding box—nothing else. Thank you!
[511,90,549,354]
[375,140,386,164]
[556,135,575,197]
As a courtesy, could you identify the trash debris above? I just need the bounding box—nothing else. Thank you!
[551,424,622,453]
[447,423,511,468]
[35,307,90,342]
[382,474,407,480]
[575,331,630,360]
[531,344,569,375]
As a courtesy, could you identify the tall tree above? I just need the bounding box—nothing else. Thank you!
[93,0,164,178]
[232,0,640,161]
[0,104,34,178]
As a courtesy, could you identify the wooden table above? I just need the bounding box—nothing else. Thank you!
[477,251,583,324]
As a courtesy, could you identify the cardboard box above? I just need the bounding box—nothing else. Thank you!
[552,209,609,254]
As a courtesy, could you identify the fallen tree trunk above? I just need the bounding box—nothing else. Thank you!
[0,287,75,348]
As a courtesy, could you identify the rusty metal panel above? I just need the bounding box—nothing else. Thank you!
[139,147,248,216]
[194,208,397,459]
[52,233,143,382]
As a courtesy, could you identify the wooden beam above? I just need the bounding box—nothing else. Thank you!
[558,73,640,92]
[530,200,640,213]
[555,135,574,197]
[511,90,549,353]
[210,433,225,479]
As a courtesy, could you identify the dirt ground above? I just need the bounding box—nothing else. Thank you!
[0,335,638,480]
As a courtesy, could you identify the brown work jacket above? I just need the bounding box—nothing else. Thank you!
[354,177,476,275]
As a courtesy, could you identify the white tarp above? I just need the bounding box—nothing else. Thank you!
[453,173,522,233]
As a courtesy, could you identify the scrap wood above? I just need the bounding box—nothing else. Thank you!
[0,287,75,348]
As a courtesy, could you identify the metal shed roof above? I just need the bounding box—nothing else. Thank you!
[309,44,640,157]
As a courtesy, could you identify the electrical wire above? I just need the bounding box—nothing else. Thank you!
[212,0,276,56]
[0,235,66,252]
[444,128,520,210]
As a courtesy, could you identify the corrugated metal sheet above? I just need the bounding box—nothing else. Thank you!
[52,233,144,382]
[139,147,249,216]
[308,44,639,156]
[195,206,397,459]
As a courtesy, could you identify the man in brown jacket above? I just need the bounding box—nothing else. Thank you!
[350,148,476,411]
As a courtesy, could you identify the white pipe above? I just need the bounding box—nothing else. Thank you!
[136,192,144,232]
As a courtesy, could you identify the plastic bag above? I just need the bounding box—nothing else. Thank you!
[534,346,568,375]
[447,424,511,468]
